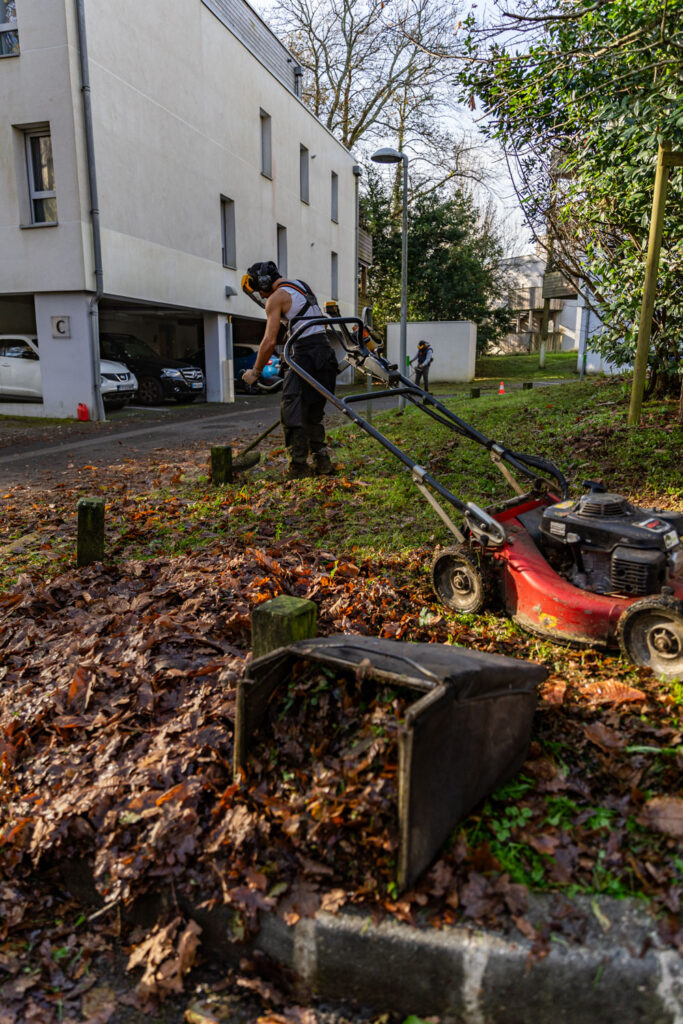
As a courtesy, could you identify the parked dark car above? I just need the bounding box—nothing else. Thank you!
[100,333,205,405]
[187,345,283,393]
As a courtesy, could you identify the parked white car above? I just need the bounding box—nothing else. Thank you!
[0,335,138,410]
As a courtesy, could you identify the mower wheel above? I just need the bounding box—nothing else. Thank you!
[617,596,683,679]
[431,545,488,614]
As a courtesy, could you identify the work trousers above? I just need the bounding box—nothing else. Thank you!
[281,334,338,464]
[415,365,430,391]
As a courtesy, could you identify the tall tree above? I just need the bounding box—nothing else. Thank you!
[458,0,683,397]
[268,0,492,195]
[362,170,507,351]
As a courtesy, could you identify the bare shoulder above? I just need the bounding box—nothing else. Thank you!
[266,288,292,316]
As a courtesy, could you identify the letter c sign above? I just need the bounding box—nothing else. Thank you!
[50,316,71,338]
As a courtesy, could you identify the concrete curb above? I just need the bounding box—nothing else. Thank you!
[60,857,680,1024]
[184,896,682,1024]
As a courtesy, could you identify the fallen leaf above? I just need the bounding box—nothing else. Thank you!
[583,722,625,751]
[581,680,645,705]
[81,983,117,1023]
[638,797,683,839]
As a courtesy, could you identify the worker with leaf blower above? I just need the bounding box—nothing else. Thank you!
[410,340,434,391]
[241,261,338,478]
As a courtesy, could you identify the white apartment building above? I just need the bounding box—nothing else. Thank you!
[0,0,359,418]
[496,255,617,373]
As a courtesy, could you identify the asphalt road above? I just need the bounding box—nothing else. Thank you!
[0,390,400,489]
[0,380,563,489]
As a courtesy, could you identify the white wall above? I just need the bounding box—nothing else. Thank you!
[1,0,357,316]
[0,0,88,295]
[34,292,98,418]
[386,321,477,382]
[84,0,357,318]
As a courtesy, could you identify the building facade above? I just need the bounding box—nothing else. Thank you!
[495,254,617,373]
[0,0,359,417]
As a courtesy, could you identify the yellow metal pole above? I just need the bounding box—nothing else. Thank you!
[628,143,671,426]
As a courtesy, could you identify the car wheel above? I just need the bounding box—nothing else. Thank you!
[137,377,164,405]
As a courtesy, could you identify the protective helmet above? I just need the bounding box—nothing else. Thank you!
[246,261,280,293]
[418,340,428,348]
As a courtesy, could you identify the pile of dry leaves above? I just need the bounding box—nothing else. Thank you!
[1,532,682,1013]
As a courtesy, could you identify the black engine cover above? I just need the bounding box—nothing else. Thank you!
[539,492,683,596]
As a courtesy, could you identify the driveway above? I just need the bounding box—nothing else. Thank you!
[0,389,404,489]
[0,396,285,489]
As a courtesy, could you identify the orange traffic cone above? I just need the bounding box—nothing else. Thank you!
[498,381,505,395]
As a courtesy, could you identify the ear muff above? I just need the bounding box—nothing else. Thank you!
[241,272,267,309]
[247,261,279,292]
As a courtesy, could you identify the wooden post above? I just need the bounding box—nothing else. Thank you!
[77,498,105,566]
[251,595,317,659]
[470,387,480,399]
[211,445,233,485]
[629,143,672,426]
[538,298,550,369]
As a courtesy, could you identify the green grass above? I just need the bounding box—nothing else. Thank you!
[475,350,579,382]
[1,375,681,581]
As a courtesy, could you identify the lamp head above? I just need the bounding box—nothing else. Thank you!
[371,147,404,164]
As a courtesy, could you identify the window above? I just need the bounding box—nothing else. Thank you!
[331,251,338,300]
[260,109,272,178]
[331,171,339,223]
[299,145,309,204]
[277,224,287,276]
[220,196,236,268]
[25,129,57,224]
[1,339,37,360]
[0,1,19,57]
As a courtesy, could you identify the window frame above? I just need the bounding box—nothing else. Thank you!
[299,144,309,204]
[220,195,236,269]
[277,224,288,277]
[0,0,19,57]
[331,171,339,223]
[260,109,272,179]
[330,251,339,301]
[24,128,58,225]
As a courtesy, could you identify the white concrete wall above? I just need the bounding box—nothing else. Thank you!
[85,0,357,318]
[34,292,98,417]
[576,303,622,375]
[1,0,357,315]
[0,0,88,295]
[386,321,477,382]
[1,0,358,417]
[556,300,580,351]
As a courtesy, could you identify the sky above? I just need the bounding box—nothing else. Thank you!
[249,0,533,256]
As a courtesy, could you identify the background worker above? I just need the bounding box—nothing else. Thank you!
[411,339,434,391]
[241,261,338,478]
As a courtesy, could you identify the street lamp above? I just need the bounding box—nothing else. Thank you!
[371,146,409,409]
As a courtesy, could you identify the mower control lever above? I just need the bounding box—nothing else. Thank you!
[465,503,507,547]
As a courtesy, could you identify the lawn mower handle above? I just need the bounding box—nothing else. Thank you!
[283,317,568,541]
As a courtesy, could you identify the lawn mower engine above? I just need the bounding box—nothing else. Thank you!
[538,485,683,598]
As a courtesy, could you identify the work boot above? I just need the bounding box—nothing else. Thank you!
[286,461,310,480]
[313,451,335,476]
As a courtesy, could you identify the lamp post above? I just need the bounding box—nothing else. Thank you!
[371,147,409,410]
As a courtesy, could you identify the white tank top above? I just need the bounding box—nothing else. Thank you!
[280,282,325,340]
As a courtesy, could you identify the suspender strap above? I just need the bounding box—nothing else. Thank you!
[275,279,319,323]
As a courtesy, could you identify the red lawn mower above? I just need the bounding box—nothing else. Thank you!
[284,315,683,680]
